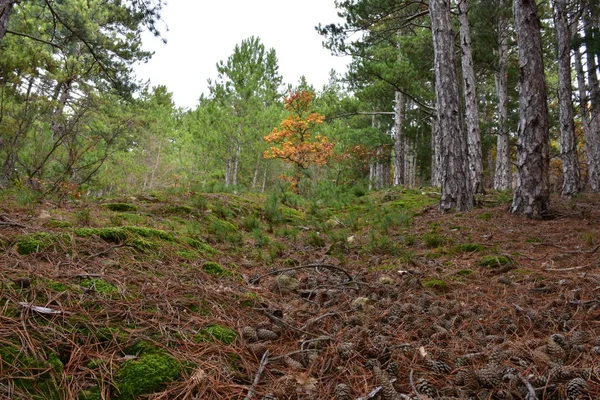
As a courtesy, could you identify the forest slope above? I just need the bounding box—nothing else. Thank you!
[0,189,599,399]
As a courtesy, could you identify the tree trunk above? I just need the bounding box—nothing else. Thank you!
[404,137,416,187]
[430,115,442,187]
[553,0,580,197]
[573,42,597,191]
[430,0,473,211]
[393,91,405,186]
[583,7,600,192]
[458,0,483,194]
[493,15,512,190]
[511,0,550,217]
[0,0,16,45]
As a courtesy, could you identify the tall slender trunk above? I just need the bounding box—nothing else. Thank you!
[574,42,596,190]
[0,0,17,45]
[458,0,483,194]
[431,115,442,187]
[404,137,416,187]
[583,8,600,191]
[553,0,580,196]
[511,0,550,217]
[232,142,241,187]
[430,0,473,211]
[393,91,405,186]
[494,16,512,190]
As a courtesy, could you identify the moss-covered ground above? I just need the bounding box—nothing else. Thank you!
[1,189,600,398]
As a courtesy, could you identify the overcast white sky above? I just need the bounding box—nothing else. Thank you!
[134,0,352,109]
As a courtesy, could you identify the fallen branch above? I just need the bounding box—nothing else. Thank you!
[544,258,599,272]
[249,263,357,288]
[244,349,270,400]
[0,214,27,228]
[519,375,538,400]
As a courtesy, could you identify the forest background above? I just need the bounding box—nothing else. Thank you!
[0,0,599,216]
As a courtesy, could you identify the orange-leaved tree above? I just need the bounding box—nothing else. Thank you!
[263,90,335,191]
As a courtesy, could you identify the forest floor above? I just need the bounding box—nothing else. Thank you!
[0,188,599,400]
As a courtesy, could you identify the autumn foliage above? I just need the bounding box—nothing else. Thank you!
[264,91,335,191]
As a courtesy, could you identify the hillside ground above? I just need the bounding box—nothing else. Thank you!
[0,188,599,399]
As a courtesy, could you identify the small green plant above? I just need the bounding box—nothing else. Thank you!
[454,243,485,253]
[477,212,492,221]
[582,232,597,246]
[195,324,237,344]
[251,228,270,247]
[208,218,242,244]
[456,269,474,276]
[422,232,445,248]
[75,209,92,226]
[365,233,400,255]
[477,255,511,268]
[307,231,326,247]
[15,188,42,206]
[263,192,284,226]
[104,203,138,212]
[241,214,261,231]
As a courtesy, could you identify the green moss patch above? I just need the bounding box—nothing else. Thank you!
[75,226,174,244]
[14,232,58,255]
[80,278,118,296]
[422,279,449,290]
[181,237,219,254]
[202,261,232,277]
[422,232,445,248]
[161,205,195,215]
[116,352,181,400]
[104,203,138,212]
[194,324,237,344]
[477,255,512,268]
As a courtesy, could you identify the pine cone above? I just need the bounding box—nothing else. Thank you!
[372,364,398,400]
[416,377,438,398]
[247,342,268,357]
[566,377,588,400]
[337,342,355,360]
[334,383,353,400]
[424,357,452,374]
[569,330,588,347]
[547,334,567,363]
[256,328,279,341]
[475,367,503,388]
[241,326,259,342]
[386,361,399,378]
[282,355,303,370]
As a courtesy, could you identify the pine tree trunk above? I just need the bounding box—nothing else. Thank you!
[404,137,416,187]
[393,91,405,186]
[511,0,550,218]
[0,0,16,45]
[553,0,580,196]
[430,0,473,211]
[493,16,512,190]
[431,116,442,187]
[583,8,600,192]
[458,0,483,194]
[573,42,596,190]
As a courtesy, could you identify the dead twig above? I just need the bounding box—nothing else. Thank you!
[244,349,270,400]
[519,375,538,400]
[249,263,357,289]
[0,214,27,228]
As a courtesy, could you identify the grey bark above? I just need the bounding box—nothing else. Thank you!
[583,8,600,191]
[493,15,512,190]
[393,91,405,186]
[573,41,598,191]
[458,0,483,194]
[430,0,473,211]
[0,0,16,45]
[553,0,580,196]
[511,0,550,217]
[431,115,442,187]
